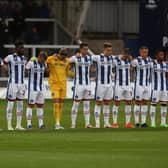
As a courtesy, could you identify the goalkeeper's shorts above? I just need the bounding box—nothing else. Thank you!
[49,82,67,99]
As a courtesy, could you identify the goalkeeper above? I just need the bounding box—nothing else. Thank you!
[46,48,74,129]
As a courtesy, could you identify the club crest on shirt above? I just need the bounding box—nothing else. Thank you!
[152,98,157,101]
[8,94,12,98]
[96,96,101,100]
[136,95,140,99]
[30,99,34,103]
[115,96,119,99]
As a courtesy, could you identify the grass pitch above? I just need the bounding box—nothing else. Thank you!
[0,99,167,168]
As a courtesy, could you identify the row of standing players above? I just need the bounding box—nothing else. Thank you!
[1,41,168,130]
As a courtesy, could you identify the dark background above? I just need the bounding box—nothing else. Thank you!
[140,0,168,57]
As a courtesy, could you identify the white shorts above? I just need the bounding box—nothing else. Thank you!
[28,91,45,105]
[73,84,91,100]
[114,85,132,101]
[95,84,113,101]
[134,85,151,101]
[151,90,168,103]
[6,83,25,100]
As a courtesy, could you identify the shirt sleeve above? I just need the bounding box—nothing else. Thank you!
[89,55,93,64]
[150,61,153,69]
[112,55,116,59]
[44,63,47,69]
[26,61,32,70]
[92,55,98,62]
[113,58,117,67]
[131,59,137,67]
[4,55,11,63]
[69,56,76,63]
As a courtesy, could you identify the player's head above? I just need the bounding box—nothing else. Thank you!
[80,42,88,56]
[15,40,24,56]
[58,48,68,60]
[38,51,48,63]
[139,46,148,58]
[156,49,165,62]
[103,43,112,56]
[123,48,131,59]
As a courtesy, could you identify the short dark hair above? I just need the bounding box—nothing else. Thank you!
[80,42,88,49]
[104,43,112,48]
[155,49,164,56]
[124,48,131,55]
[14,40,24,48]
[139,46,148,50]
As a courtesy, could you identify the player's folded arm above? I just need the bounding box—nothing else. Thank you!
[66,62,75,78]
[66,68,75,78]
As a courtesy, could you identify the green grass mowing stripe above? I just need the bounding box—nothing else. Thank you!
[0,130,168,168]
[0,149,167,168]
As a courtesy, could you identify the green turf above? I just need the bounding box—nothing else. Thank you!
[0,99,168,168]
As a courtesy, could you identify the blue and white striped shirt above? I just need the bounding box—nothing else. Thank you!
[69,55,92,85]
[92,54,114,85]
[113,56,131,86]
[26,60,46,91]
[151,60,168,91]
[4,53,26,84]
[132,56,151,86]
